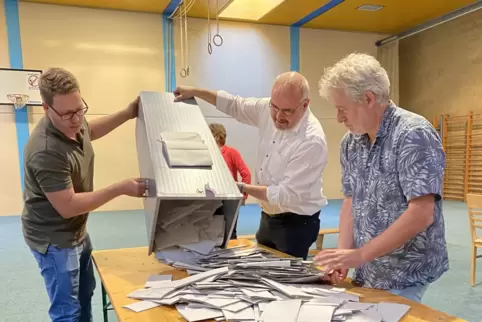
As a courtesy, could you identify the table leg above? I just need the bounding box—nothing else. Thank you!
[102,282,111,322]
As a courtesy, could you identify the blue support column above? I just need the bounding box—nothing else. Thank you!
[5,0,28,190]
[290,0,344,73]
[289,26,300,72]
[162,0,181,92]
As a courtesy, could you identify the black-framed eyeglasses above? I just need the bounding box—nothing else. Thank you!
[269,99,306,116]
[49,98,89,121]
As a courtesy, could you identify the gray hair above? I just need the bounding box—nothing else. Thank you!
[274,72,310,101]
[318,53,390,104]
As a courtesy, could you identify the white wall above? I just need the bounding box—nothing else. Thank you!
[174,18,291,204]
[300,28,385,199]
[18,2,166,212]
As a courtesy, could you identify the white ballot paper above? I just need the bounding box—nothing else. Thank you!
[145,274,173,288]
[124,244,412,322]
[123,300,160,312]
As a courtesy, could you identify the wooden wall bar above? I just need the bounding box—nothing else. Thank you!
[443,114,468,201]
[434,112,482,201]
[468,113,482,197]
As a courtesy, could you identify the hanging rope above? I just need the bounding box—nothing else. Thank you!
[207,0,212,54]
[170,0,196,19]
[179,2,186,78]
[213,0,223,47]
[173,1,192,78]
[184,2,189,76]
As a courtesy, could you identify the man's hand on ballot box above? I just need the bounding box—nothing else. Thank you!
[173,85,196,101]
[173,86,218,106]
[125,96,140,119]
[116,178,147,197]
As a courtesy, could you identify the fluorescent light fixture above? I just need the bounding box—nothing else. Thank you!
[218,0,286,21]
[76,43,158,55]
[357,4,384,11]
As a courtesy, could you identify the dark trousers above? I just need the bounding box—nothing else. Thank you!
[255,211,320,260]
[31,236,96,322]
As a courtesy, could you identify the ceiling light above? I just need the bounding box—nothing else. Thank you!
[357,4,384,11]
[218,0,286,21]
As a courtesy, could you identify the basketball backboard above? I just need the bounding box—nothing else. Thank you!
[0,68,42,106]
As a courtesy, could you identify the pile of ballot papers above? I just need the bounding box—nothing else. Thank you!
[124,245,411,322]
[155,244,326,284]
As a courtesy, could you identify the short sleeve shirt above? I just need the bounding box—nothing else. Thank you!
[22,116,95,254]
[340,103,449,290]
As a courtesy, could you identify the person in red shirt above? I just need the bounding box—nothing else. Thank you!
[209,123,251,239]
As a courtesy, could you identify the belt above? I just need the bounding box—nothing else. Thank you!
[262,211,320,218]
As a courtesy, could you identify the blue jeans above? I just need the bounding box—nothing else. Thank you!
[389,284,428,303]
[31,236,96,322]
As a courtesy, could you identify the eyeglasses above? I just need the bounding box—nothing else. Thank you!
[49,98,89,121]
[269,99,306,116]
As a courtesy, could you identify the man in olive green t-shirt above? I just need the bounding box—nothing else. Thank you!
[22,67,146,322]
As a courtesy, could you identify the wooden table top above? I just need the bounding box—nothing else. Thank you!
[92,239,465,322]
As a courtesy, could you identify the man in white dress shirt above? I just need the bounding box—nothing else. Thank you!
[173,72,328,259]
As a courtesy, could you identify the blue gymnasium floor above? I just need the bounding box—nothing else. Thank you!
[0,200,480,321]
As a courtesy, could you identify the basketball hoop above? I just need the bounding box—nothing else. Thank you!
[7,93,29,110]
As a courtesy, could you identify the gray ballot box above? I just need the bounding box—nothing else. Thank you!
[135,91,243,255]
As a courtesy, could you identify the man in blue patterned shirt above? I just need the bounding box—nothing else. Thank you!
[314,53,449,303]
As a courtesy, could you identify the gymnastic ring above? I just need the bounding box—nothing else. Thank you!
[208,43,213,54]
[213,34,223,46]
[186,67,190,76]
[180,68,187,78]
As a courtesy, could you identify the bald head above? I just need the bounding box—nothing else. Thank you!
[272,72,310,101]
[270,72,311,130]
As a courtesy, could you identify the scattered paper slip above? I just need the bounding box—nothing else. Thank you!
[123,300,160,312]
[145,274,172,288]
